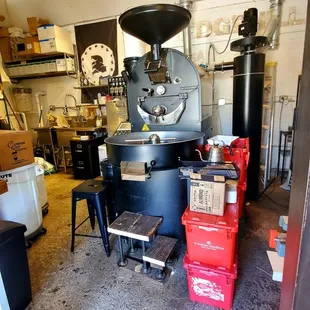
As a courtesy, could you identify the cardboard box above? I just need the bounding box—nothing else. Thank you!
[56,58,75,72]
[0,37,11,53]
[1,52,12,62]
[39,38,74,55]
[37,24,70,41]
[0,130,34,171]
[10,37,24,60]
[0,27,10,38]
[27,17,50,35]
[17,42,41,57]
[25,35,39,47]
[190,174,226,216]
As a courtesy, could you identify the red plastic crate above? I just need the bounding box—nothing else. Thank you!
[184,253,237,310]
[182,204,238,269]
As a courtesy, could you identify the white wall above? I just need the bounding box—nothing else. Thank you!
[5,0,175,30]
[0,0,11,27]
[2,0,308,168]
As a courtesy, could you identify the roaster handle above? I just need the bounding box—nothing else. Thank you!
[146,160,157,179]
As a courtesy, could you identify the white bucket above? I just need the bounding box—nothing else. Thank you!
[35,165,48,208]
[0,163,42,237]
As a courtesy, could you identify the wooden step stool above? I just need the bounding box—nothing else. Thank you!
[143,235,177,280]
[108,211,162,273]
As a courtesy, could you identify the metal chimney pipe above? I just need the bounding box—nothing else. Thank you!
[264,0,283,49]
[179,0,193,58]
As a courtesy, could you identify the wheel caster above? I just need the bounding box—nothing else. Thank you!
[141,265,151,274]
[25,240,32,248]
[155,270,166,281]
[117,259,128,267]
[42,208,49,216]
[40,227,47,235]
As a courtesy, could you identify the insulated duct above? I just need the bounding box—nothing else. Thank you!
[179,0,194,58]
[263,0,283,49]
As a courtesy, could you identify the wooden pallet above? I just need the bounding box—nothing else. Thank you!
[143,235,177,267]
[107,211,162,242]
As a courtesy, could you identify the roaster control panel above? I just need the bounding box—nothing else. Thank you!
[108,77,127,97]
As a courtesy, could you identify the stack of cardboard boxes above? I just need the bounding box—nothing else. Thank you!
[0,17,74,62]
[38,25,74,55]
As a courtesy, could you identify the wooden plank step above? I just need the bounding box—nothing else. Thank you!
[107,211,162,242]
[142,235,177,267]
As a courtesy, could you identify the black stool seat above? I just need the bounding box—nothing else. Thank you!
[73,180,108,194]
[71,180,110,256]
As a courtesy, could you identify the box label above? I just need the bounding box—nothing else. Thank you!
[192,277,224,301]
[8,140,28,163]
[190,179,226,215]
[194,240,224,251]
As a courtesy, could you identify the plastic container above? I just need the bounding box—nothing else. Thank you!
[0,164,42,237]
[0,221,32,309]
[182,204,238,269]
[269,230,278,248]
[226,180,238,203]
[184,254,237,310]
[35,165,48,208]
[276,240,286,257]
[216,137,249,219]
[279,215,288,231]
[207,135,239,146]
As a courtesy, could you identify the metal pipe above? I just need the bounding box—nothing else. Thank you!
[151,44,161,61]
[214,61,234,72]
[263,0,283,50]
[200,61,234,72]
[179,0,193,58]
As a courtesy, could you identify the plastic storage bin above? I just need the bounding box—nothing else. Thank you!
[276,240,286,257]
[0,220,32,310]
[182,204,238,269]
[184,254,237,310]
[0,163,42,237]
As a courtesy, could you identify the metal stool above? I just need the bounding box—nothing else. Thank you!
[71,180,110,256]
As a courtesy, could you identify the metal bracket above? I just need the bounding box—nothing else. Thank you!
[179,93,188,100]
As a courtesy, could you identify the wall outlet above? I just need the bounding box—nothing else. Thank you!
[279,95,288,101]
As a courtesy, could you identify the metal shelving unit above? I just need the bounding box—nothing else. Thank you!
[74,84,108,89]
[260,62,277,188]
[4,52,77,80]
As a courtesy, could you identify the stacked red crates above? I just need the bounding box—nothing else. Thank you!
[182,138,249,310]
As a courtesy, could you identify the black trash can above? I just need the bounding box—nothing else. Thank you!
[0,221,32,310]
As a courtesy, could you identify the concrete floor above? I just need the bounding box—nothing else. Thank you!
[26,173,289,310]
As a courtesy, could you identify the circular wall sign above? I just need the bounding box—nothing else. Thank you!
[81,43,115,85]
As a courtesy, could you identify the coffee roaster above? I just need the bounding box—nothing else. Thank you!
[105,4,206,241]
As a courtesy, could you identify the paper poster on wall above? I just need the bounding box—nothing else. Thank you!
[75,19,118,86]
